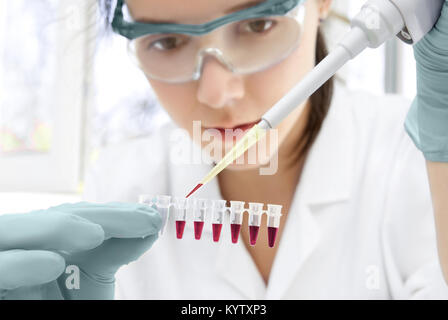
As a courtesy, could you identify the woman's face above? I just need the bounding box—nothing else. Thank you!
[126,0,331,170]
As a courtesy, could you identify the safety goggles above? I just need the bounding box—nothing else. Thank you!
[112,0,307,83]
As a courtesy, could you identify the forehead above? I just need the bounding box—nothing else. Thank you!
[125,0,265,24]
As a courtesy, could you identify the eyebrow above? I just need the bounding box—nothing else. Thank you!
[134,0,265,24]
[224,0,265,14]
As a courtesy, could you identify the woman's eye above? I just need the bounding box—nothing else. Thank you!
[150,36,186,51]
[243,19,276,33]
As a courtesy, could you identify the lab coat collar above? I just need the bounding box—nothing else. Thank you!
[298,86,355,205]
[265,85,355,298]
[215,237,267,299]
[265,197,320,299]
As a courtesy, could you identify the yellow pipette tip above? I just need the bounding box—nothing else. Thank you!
[185,123,267,198]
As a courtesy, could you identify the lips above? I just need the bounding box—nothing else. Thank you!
[216,121,257,134]
[204,120,259,141]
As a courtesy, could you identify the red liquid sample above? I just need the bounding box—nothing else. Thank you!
[267,226,279,248]
[186,183,203,198]
[175,220,186,239]
[249,225,260,246]
[230,223,241,244]
[212,223,223,242]
[194,221,204,240]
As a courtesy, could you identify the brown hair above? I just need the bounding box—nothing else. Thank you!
[298,26,334,160]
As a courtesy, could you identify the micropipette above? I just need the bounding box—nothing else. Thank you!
[186,0,444,198]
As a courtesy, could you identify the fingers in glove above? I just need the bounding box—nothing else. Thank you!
[62,234,159,280]
[0,211,105,252]
[0,250,65,290]
[50,202,162,239]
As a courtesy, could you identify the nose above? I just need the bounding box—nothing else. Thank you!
[196,56,245,109]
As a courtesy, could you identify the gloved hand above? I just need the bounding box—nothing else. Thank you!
[405,0,448,162]
[0,202,161,300]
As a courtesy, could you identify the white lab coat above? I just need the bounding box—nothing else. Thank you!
[83,85,448,299]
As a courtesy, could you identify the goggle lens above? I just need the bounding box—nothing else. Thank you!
[129,6,305,83]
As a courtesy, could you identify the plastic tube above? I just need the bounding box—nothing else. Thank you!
[229,201,245,244]
[155,195,171,236]
[266,204,282,248]
[193,199,209,240]
[211,200,227,242]
[173,197,188,239]
[248,202,264,246]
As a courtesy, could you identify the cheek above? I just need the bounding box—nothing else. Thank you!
[245,26,317,107]
[245,26,318,146]
[148,79,198,134]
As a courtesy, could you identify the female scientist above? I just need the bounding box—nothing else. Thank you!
[1,0,448,300]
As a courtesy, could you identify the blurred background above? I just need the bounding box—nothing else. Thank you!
[0,0,417,213]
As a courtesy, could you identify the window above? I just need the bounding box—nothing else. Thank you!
[0,0,94,192]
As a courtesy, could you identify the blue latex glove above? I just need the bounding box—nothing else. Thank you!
[0,202,161,300]
[405,1,448,162]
